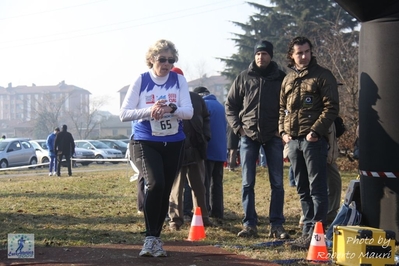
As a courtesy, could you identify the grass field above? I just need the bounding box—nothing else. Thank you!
[0,161,392,265]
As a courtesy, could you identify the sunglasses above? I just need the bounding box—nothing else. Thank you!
[157,57,176,64]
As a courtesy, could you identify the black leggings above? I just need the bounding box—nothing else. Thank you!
[132,140,184,237]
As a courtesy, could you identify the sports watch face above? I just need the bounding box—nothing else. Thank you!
[169,103,177,113]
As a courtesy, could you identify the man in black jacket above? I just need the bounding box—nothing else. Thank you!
[55,124,75,177]
[225,40,289,239]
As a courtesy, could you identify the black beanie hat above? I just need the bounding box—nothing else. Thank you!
[193,86,210,96]
[254,40,273,58]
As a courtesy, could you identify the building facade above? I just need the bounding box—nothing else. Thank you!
[0,81,91,138]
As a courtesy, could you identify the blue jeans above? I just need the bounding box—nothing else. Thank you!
[49,155,57,173]
[259,146,267,167]
[240,136,285,227]
[288,137,328,235]
[289,165,295,187]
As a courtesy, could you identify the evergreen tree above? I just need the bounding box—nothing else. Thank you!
[220,0,360,168]
[220,0,359,78]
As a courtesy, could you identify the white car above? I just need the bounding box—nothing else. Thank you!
[75,140,123,164]
[30,140,95,166]
[0,138,37,168]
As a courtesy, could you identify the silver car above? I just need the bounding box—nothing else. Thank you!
[0,138,38,168]
[98,139,128,156]
[30,140,95,166]
[75,140,123,164]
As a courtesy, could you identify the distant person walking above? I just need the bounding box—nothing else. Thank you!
[46,127,60,176]
[54,124,75,177]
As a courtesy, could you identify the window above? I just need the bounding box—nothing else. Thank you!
[21,141,31,149]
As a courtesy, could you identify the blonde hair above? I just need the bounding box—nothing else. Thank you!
[145,39,179,68]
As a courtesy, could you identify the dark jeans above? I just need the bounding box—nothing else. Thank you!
[240,136,285,227]
[289,165,295,187]
[288,137,328,235]
[204,160,224,219]
[57,153,71,176]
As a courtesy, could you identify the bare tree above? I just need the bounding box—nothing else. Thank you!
[312,23,359,170]
[31,92,70,138]
[66,96,108,139]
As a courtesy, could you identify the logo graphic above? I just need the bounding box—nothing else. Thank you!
[157,95,167,101]
[303,95,313,108]
[145,94,155,104]
[8,234,34,259]
[168,93,177,103]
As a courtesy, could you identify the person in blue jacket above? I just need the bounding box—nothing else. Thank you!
[193,86,227,219]
[46,127,59,176]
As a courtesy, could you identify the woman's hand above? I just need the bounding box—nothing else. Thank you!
[151,99,167,120]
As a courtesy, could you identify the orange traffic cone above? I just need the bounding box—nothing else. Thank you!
[187,207,206,241]
[306,221,329,262]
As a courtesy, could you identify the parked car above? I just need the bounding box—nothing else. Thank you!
[0,138,37,168]
[98,139,128,156]
[72,148,96,166]
[75,140,123,164]
[29,140,50,165]
[30,140,96,166]
[120,139,130,144]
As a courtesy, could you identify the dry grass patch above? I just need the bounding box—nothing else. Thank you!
[0,161,387,265]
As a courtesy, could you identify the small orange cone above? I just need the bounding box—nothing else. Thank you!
[187,207,206,241]
[306,221,329,262]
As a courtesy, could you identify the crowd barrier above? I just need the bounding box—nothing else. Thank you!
[0,158,130,172]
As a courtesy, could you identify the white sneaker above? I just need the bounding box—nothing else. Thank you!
[53,172,57,176]
[139,236,155,257]
[48,172,52,176]
[153,238,167,257]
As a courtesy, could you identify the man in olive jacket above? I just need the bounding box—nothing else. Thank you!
[279,36,339,250]
[225,40,289,239]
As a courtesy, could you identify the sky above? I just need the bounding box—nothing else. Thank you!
[0,0,266,115]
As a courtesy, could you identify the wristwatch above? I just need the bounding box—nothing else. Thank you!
[169,103,177,114]
[310,131,319,138]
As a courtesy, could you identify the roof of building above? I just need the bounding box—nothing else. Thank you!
[187,75,230,87]
[0,81,91,95]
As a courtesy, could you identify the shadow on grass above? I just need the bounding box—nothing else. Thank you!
[0,191,122,200]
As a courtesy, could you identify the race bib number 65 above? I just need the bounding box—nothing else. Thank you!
[150,114,179,136]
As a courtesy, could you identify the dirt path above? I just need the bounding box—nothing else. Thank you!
[0,242,280,266]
